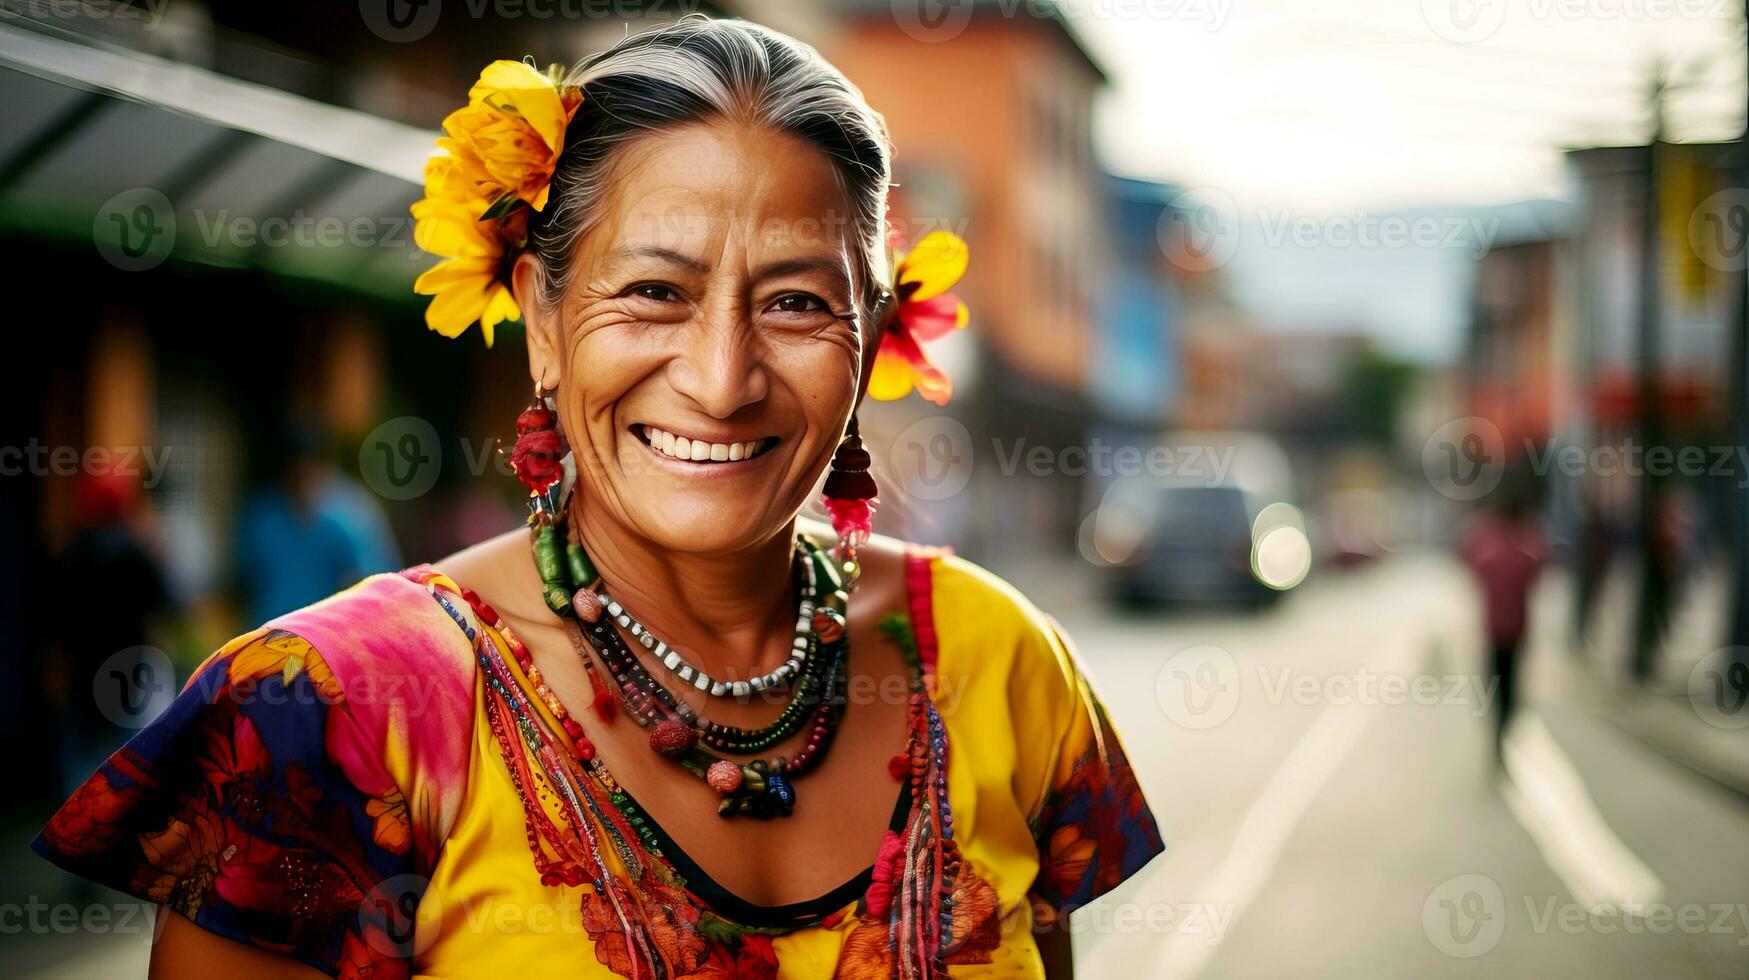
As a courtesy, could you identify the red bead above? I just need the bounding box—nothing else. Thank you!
[575,740,595,761]
[648,720,697,756]
[706,760,742,793]
[812,610,845,644]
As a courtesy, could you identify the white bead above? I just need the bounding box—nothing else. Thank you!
[640,633,655,649]
[606,601,623,617]
[694,673,710,691]
[751,675,766,692]
[710,682,729,697]
[731,681,751,698]
[678,665,694,682]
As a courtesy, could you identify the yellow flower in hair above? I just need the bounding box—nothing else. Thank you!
[411,195,525,346]
[869,230,970,406]
[411,59,582,345]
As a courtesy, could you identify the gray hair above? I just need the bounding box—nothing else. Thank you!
[527,17,893,323]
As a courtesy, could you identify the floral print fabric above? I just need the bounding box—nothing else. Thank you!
[35,554,1162,978]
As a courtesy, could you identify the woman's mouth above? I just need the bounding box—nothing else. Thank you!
[632,424,777,464]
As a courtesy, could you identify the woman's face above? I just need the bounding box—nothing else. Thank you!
[517,120,867,556]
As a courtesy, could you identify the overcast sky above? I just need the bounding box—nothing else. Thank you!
[1077,0,1747,212]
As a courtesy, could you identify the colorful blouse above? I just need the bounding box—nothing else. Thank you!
[35,547,1162,977]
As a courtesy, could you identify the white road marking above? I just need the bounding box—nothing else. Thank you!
[1154,696,1386,978]
[1499,712,1664,914]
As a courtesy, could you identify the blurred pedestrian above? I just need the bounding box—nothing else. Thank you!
[1459,484,1546,764]
[48,472,172,793]
[235,426,401,622]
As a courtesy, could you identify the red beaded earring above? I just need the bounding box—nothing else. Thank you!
[821,416,876,587]
[510,384,569,523]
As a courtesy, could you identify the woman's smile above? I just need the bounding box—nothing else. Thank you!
[630,423,781,469]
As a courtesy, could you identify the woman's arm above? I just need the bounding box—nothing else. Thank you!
[150,911,326,980]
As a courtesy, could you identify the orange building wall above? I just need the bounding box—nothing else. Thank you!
[832,18,1107,396]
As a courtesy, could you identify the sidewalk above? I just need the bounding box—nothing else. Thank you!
[1548,562,1749,797]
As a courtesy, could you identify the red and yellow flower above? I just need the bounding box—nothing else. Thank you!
[411,60,582,346]
[869,229,970,406]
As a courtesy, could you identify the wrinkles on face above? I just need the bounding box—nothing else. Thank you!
[546,120,867,557]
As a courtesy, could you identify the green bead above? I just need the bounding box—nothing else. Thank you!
[543,585,572,617]
[566,541,599,588]
[812,551,843,592]
[533,525,565,583]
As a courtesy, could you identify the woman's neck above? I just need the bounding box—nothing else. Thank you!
[571,500,801,679]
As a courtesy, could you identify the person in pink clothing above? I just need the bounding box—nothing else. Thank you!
[1459,487,1546,764]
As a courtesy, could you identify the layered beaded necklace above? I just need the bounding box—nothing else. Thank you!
[530,508,852,819]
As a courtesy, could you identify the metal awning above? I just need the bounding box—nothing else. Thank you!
[0,14,438,297]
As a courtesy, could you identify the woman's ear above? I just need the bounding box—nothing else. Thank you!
[513,252,562,391]
[853,289,897,408]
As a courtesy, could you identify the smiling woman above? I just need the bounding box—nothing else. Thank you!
[32,15,1162,980]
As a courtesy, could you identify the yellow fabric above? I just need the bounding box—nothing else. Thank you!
[411,554,1152,977]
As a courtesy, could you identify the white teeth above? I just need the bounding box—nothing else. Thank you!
[641,427,768,464]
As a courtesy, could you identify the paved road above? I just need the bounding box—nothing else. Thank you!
[1049,550,1749,979]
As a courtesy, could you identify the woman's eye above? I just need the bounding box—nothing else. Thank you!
[769,292,828,315]
[627,283,681,303]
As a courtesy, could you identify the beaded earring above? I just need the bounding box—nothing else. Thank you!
[511,384,568,521]
[821,416,877,588]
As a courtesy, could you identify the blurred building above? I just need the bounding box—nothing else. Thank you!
[833,0,1113,558]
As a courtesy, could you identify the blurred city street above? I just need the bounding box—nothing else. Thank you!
[1012,551,1749,979]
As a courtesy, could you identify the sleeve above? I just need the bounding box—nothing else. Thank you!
[1024,615,1164,922]
[32,626,426,977]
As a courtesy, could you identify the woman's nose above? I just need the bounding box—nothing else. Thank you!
[667,310,770,419]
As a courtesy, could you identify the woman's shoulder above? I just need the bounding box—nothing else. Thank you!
[851,531,1077,684]
[243,565,478,697]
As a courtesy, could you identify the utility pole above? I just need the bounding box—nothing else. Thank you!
[1729,0,1749,667]
[1630,64,1667,684]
